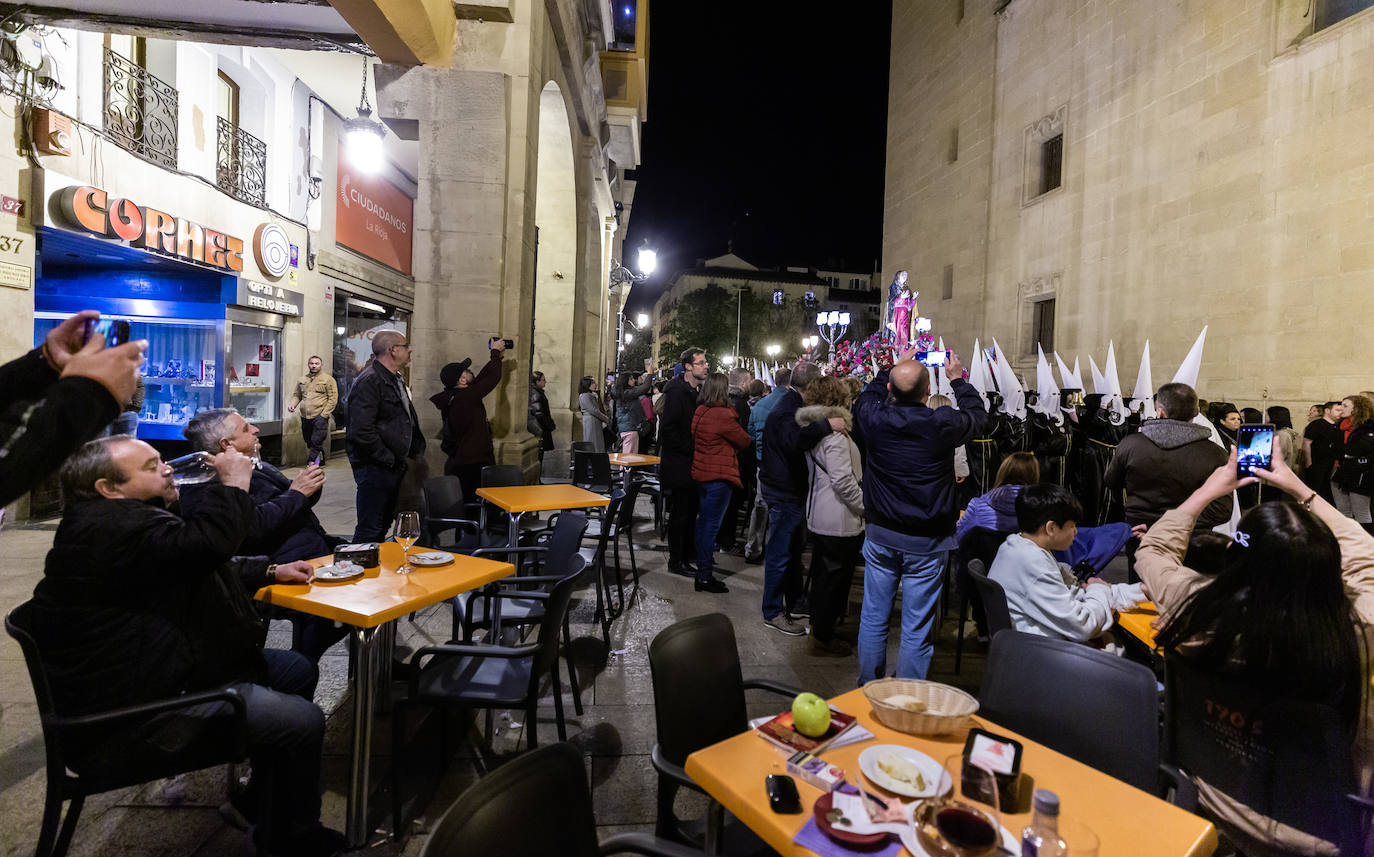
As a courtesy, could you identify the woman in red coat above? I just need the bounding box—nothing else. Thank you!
[691,372,753,593]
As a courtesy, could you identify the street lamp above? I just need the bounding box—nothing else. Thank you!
[802,335,819,350]
[343,57,386,174]
[624,332,633,344]
[722,354,735,366]
[815,309,851,359]
[765,344,781,358]
[636,313,649,328]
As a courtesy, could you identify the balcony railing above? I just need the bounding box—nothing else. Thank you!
[216,116,267,207]
[102,47,177,170]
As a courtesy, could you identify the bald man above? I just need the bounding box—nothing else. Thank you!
[345,330,426,541]
[854,348,987,681]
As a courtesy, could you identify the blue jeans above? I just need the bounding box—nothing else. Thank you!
[858,540,948,681]
[695,480,734,582]
[353,461,405,542]
[762,497,805,620]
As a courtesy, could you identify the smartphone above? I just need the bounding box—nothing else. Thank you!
[489,337,515,349]
[311,453,324,467]
[916,350,949,367]
[1236,423,1274,477]
[84,318,131,348]
[764,774,801,814]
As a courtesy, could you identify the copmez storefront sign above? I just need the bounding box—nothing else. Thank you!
[55,185,246,273]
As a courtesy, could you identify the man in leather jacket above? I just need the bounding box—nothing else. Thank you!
[345,330,425,541]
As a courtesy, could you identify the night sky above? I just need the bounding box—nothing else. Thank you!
[622,2,893,316]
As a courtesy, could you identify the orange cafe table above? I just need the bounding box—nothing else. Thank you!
[684,687,1217,857]
[256,542,515,847]
[608,452,661,468]
[476,484,611,549]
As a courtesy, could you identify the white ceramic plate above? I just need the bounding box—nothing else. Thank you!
[313,563,364,582]
[857,744,949,799]
[409,551,455,567]
[897,811,1017,857]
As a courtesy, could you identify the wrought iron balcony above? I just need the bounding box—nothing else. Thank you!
[216,116,267,207]
[102,47,177,170]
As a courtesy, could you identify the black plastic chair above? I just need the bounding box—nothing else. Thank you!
[392,574,580,833]
[422,475,498,553]
[573,449,614,494]
[1163,653,1374,856]
[648,613,799,851]
[585,480,642,610]
[418,741,701,857]
[979,632,1181,798]
[964,559,1013,642]
[580,489,627,644]
[464,511,591,715]
[953,527,1012,673]
[6,603,268,857]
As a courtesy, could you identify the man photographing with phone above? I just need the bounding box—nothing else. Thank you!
[432,336,507,503]
[0,309,147,506]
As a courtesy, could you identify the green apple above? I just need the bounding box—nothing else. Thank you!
[791,692,831,737]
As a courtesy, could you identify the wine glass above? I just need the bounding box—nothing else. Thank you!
[913,755,1004,857]
[393,511,421,574]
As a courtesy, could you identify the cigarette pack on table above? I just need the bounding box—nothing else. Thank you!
[786,751,845,793]
[334,543,380,569]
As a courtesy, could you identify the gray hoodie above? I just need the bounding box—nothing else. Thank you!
[1104,418,1232,527]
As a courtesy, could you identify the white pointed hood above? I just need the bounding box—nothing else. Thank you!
[1054,352,1084,392]
[1103,341,1129,422]
[990,338,1026,419]
[1089,355,1107,396]
[1131,341,1154,417]
[1171,327,1208,389]
[1034,345,1062,420]
[968,339,991,408]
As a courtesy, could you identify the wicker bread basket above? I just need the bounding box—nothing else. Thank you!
[862,678,979,736]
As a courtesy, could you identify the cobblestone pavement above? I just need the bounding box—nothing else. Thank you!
[0,457,991,856]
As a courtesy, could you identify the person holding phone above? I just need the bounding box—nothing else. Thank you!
[432,337,506,503]
[0,309,147,507]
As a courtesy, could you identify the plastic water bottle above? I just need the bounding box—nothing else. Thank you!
[1021,789,1066,857]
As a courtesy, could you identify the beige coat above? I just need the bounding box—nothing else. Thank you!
[289,372,338,419]
[1136,506,1374,856]
[796,405,864,537]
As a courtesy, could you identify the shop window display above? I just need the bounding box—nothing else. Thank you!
[34,314,218,435]
[227,323,281,423]
[331,295,410,429]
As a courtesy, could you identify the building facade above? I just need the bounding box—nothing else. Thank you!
[0,0,646,517]
[650,253,880,365]
[885,0,1374,406]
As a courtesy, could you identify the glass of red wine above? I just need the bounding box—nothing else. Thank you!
[913,754,1003,857]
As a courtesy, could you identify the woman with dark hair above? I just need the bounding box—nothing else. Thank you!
[689,372,751,593]
[1266,405,1293,431]
[1332,394,1374,528]
[614,370,656,454]
[578,376,610,452]
[1138,450,1373,853]
[1240,406,1263,424]
[955,452,1135,575]
[1212,402,1241,451]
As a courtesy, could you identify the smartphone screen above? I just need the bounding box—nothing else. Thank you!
[1236,423,1275,477]
[86,319,130,347]
[917,350,948,367]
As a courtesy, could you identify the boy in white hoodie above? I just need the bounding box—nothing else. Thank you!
[989,483,1146,644]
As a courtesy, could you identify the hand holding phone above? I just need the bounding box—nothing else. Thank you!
[917,350,949,367]
[1236,423,1275,478]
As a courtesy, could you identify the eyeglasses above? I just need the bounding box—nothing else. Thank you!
[391,343,411,351]
[691,359,708,367]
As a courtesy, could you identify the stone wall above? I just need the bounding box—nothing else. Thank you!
[885,0,1374,410]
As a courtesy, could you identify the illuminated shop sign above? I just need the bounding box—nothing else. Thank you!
[55,185,246,273]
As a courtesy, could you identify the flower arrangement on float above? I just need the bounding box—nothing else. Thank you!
[812,331,937,378]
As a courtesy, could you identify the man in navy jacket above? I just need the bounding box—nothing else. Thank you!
[758,361,846,635]
[854,349,986,680]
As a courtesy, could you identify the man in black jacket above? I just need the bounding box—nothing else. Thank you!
[759,361,845,635]
[28,436,344,856]
[0,309,145,507]
[659,347,708,573]
[180,407,348,662]
[346,330,425,541]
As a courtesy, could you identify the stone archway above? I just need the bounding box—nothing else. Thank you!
[533,80,582,459]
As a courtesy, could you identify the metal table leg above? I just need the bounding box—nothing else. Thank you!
[492,511,521,640]
[376,621,395,714]
[346,625,381,848]
[704,799,723,856]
